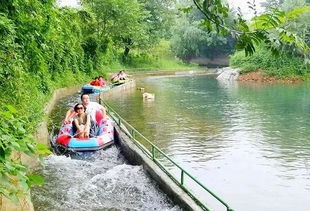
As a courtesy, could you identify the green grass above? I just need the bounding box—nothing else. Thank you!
[107,40,199,73]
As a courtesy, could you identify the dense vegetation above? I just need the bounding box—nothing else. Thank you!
[169,1,235,62]
[230,46,309,77]
[230,0,310,77]
[0,0,97,201]
[0,0,183,202]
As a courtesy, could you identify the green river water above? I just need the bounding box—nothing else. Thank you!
[105,74,310,211]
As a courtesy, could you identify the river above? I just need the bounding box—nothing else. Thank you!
[105,74,310,211]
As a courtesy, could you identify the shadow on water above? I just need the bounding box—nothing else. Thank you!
[31,93,180,211]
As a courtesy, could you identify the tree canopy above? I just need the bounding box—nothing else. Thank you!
[191,0,310,61]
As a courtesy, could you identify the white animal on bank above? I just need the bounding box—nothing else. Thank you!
[142,92,155,100]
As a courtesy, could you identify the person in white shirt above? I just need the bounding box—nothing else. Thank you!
[81,94,106,121]
[64,94,106,123]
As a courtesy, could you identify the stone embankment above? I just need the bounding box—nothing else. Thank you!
[237,69,302,83]
[216,67,240,82]
[216,67,302,83]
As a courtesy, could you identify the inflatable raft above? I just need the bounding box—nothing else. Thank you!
[111,79,129,87]
[54,111,114,155]
[81,84,110,94]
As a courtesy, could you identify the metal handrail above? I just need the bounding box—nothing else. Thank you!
[103,101,234,211]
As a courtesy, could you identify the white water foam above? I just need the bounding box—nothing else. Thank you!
[32,146,180,211]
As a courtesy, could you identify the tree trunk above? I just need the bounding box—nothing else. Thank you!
[123,46,130,57]
[122,37,133,58]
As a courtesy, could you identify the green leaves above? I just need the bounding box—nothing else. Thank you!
[0,103,48,202]
[179,6,193,14]
[35,143,51,156]
[191,0,310,58]
[286,6,310,19]
[26,174,45,186]
[230,45,309,76]
[193,0,229,32]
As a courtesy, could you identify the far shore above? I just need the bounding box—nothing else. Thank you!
[237,69,303,83]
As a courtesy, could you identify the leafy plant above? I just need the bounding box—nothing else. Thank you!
[230,45,309,76]
[0,104,50,202]
[191,0,310,57]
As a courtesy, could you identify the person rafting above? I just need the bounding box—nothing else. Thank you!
[110,73,119,83]
[64,93,107,127]
[56,95,114,153]
[98,76,107,86]
[118,70,127,80]
[90,77,101,86]
[72,103,91,138]
[110,70,129,84]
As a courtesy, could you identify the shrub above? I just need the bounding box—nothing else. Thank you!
[230,46,309,77]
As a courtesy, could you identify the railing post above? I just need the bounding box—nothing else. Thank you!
[131,129,135,141]
[151,145,156,161]
[181,170,184,186]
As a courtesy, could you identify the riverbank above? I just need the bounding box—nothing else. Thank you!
[237,69,303,83]
[229,46,309,81]
[107,58,199,74]
[216,66,305,83]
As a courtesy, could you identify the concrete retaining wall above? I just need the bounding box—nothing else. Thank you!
[114,125,203,211]
[100,80,136,100]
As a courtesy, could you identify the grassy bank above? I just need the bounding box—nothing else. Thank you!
[230,46,310,79]
[107,40,198,73]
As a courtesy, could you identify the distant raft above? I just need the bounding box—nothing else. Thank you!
[54,110,114,155]
[111,78,129,87]
[81,84,110,94]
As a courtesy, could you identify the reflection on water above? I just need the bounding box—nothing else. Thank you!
[106,75,310,211]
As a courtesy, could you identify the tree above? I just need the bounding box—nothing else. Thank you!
[260,0,310,57]
[170,1,235,62]
[191,0,310,59]
[83,0,149,58]
[170,12,234,62]
[139,0,175,41]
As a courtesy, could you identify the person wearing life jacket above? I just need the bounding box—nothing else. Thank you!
[90,77,101,86]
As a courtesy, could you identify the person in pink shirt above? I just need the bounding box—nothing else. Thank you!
[117,70,127,80]
[98,76,107,86]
